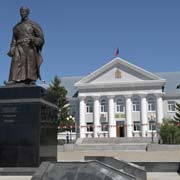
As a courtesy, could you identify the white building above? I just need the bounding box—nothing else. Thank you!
[61,57,180,139]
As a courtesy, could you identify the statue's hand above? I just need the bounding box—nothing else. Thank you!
[30,37,41,47]
[7,47,15,57]
[7,51,12,57]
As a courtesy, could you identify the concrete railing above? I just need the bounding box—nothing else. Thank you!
[57,131,77,141]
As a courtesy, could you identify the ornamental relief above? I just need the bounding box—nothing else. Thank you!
[115,69,121,79]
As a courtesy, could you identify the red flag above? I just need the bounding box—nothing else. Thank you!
[114,48,119,57]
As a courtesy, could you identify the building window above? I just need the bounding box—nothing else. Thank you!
[70,105,76,116]
[133,122,141,131]
[101,122,108,131]
[168,101,176,112]
[86,99,93,113]
[132,97,140,112]
[116,99,124,113]
[101,99,108,113]
[87,123,93,132]
[149,121,156,131]
[148,97,156,112]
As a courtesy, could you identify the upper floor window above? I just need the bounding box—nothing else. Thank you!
[101,99,108,113]
[116,99,124,113]
[86,99,93,113]
[132,97,140,112]
[148,97,156,112]
[168,101,176,112]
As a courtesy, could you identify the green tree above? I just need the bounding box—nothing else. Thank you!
[162,118,175,125]
[48,75,70,130]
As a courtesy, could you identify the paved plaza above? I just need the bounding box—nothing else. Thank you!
[0,148,180,180]
[58,148,180,162]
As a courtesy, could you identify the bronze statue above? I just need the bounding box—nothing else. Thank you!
[7,6,44,84]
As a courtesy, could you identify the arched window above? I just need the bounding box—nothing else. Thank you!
[86,99,93,113]
[148,97,156,112]
[132,97,140,111]
[101,99,107,113]
[116,99,124,112]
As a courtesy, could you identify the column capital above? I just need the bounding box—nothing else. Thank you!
[124,94,132,99]
[92,96,100,100]
[107,95,115,99]
[79,96,86,101]
[139,94,147,98]
[154,93,163,98]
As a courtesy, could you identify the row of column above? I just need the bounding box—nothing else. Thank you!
[79,94,163,138]
[79,96,116,138]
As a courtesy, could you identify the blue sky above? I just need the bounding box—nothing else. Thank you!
[1,0,180,85]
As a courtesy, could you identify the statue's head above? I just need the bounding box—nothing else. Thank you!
[19,6,30,19]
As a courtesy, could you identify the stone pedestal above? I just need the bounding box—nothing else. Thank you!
[0,85,57,167]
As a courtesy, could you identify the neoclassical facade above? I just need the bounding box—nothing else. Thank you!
[61,57,180,138]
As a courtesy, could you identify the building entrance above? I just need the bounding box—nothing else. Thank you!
[120,126,124,137]
[116,121,125,137]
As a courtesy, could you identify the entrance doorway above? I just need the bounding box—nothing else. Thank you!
[116,121,125,137]
[120,126,124,137]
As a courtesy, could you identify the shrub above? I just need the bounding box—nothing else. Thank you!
[160,122,180,144]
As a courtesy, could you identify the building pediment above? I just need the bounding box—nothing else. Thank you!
[75,57,165,89]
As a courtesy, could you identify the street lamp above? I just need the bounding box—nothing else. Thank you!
[66,115,75,143]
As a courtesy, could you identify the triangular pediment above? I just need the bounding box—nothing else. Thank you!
[75,57,165,88]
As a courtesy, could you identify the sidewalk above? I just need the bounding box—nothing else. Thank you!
[58,147,180,162]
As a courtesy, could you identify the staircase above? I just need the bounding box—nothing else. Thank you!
[74,137,155,151]
[81,137,157,144]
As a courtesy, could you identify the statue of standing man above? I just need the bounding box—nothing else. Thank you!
[7,6,44,85]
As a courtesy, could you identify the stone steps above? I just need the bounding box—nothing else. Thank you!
[74,137,151,151]
[74,143,147,151]
[79,137,158,144]
[73,137,154,151]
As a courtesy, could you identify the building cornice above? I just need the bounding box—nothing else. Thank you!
[75,79,166,90]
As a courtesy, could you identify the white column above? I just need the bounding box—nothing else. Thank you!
[108,96,116,137]
[125,95,133,137]
[79,96,86,138]
[93,96,100,138]
[156,94,163,125]
[140,94,148,137]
